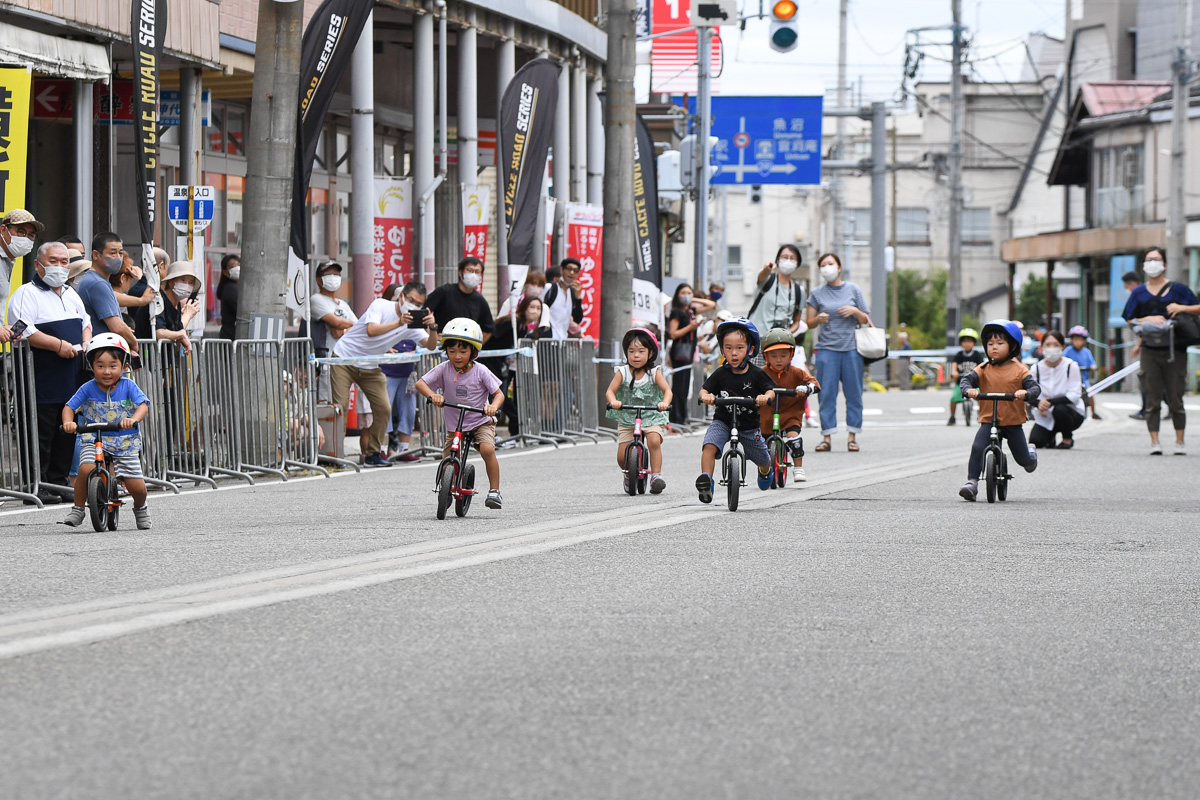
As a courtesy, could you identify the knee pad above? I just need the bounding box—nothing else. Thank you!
[786,433,804,459]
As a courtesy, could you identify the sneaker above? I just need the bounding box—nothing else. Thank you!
[485,489,502,509]
[959,481,978,502]
[1150,443,1163,455]
[1092,413,1102,421]
[757,467,772,490]
[947,416,957,426]
[623,472,630,493]
[390,452,421,463]
[1130,411,1146,420]
[1024,446,1038,473]
[134,505,152,530]
[364,453,393,468]
[793,467,807,483]
[1174,442,1186,456]
[695,473,714,504]
[62,506,85,527]
[650,474,666,494]
[499,439,518,449]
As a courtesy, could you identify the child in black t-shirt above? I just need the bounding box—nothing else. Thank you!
[949,327,986,425]
[695,318,776,504]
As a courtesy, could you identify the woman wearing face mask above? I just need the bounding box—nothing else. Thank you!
[496,270,547,323]
[749,245,809,365]
[1122,246,1200,455]
[155,261,203,355]
[666,283,717,425]
[217,254,241,340]
[805,252,871,452]
[1028,330,1085,450]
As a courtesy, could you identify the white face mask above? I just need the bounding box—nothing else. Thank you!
[525,286,543,299]
[172,282,195,300]
[1143,261,1165,278]
[461,272,482,290]
[227,266,241,281]
[777,259,798,276]
[40,265,69,288]
[820,265,840,283]
[321,275,342,292]
[1042,346,1063,363]
[6,235,33,258]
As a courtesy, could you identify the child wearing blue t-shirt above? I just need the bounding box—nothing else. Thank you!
[1065,326,1100,420]
[61,334,151,529]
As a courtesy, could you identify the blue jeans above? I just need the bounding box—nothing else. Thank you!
[385,375,417,436]
[815,348,864,435]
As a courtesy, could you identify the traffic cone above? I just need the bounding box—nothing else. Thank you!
[346,385,359,432]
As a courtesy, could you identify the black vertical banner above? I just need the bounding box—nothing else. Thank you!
[500,58,561,267]
[131,0,167,282]
[289,0,372,268]
[633,115,662,288]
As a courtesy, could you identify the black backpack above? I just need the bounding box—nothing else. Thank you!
[747,274,805,335]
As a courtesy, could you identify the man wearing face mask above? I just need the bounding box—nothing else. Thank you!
[77,232,137,351]
[541,259,584,340]
[6,242,91,503]
[309,261,357,359]
[0,209,44,314]
[426,256,496,342]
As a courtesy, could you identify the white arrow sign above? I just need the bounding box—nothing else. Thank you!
[35,85,59,116]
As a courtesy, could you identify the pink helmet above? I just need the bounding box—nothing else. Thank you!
[622,327,660,363]
[1068,325,1089,339]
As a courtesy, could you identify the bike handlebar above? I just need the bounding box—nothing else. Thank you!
[710,397,760,408]
[975,393,1016,401]
[60,422,126,433]
[606,403,661,411]
[772,386,816,397]
[426,398,491,414]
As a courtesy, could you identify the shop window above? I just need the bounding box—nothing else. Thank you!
[962,208,991,244]
[848,209,871,242]
[225,108,245,156]
[1095,144,1144,227]
[207,105,224,153]
[896,208,929,245]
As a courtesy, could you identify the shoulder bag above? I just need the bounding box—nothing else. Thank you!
[854,319,888,364]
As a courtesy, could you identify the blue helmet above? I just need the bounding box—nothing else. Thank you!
[980,319,1023,359]
[716,317,761,356]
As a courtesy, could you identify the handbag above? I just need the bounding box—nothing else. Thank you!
[854,322,888,364]
[1174,309,1200,346]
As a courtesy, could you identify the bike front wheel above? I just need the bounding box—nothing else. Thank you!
[774,441,788,488]
[86,470,108,532]
[622,443,642,496]
[997,454,1009,502]
[725,451,743,511]
[455,463,475,517]
[436,462,455,519]
[984,449,998,504]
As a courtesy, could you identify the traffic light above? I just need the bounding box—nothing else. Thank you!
[769,0,799,53]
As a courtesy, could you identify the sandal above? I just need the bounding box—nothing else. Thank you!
[815,440,831,452]
[847,441,860,452]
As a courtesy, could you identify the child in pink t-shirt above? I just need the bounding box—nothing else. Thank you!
[416,318,506,509]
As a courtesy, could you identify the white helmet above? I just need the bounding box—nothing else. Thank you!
[440,317,484,351]
[85,332,132,367]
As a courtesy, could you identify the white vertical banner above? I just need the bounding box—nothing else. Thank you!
[462,184,490,261]
[373,177,415,291]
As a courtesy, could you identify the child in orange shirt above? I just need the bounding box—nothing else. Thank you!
[757,328,820,487]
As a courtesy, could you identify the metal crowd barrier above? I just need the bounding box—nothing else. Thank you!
[199,338,255,484]
[129,341,190,492]
[503,339,559,449]
[532,339,586,445]
[578,339,617,441]
[412,350,449,457]
[0,341,42,506]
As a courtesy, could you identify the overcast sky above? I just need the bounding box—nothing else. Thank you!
[661,0,1069,100]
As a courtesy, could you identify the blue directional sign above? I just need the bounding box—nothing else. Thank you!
[167,185,215,233]
[679,96,824,185]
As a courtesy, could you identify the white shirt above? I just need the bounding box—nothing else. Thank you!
[310,292,357,327]
[0,254,13,315]
[332,298,429,366]
[6,281,91,339]
[541,281,575,340]
[1030,357,1084,429]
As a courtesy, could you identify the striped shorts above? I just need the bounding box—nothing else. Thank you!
[84,451,145,480]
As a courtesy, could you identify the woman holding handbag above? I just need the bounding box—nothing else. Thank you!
[666,283,716,425]
[1122,246,1200,455]
[806,252,872,452]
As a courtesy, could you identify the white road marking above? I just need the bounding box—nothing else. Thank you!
[1102,402,1141,410]
[0,451,964,662]
[910,407,947,414]
[861,408,884,416]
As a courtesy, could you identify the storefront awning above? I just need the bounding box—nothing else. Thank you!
[0,22,109,82]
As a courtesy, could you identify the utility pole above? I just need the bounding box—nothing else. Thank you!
[869,101,887,380]
[945,0,964,350]
[1167,0,1192,283]
[832,0,848,277]
[889,121,900,380]
[600,0,636,370]
[238,0,303,338]
[694,26,712,291]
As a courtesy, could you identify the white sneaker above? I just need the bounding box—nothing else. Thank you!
[1150,443,1164,455]
[1174,442,1186,456]
[793,467,807,483]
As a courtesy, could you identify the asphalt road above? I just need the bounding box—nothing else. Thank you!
[2,390,1199,799]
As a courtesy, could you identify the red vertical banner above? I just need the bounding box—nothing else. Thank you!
[373,178,414,294]
[462,185,490,261]
[565,203,604,343]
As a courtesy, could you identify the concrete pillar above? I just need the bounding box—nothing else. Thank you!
[586,76,603,205]
[457,11,478,182]
[73,81,93,242]
[571,61,587,203]
[495,23,515,299]
[554,58,570,203]
[415,8,436,288]
[350,10,375,313]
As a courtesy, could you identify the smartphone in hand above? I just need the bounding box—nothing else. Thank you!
[9,319,28,339]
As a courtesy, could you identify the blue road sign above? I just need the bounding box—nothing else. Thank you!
[678,96,823,185]
[167,185,216,233]
[159,90,211,127]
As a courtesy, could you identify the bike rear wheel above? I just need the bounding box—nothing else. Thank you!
[726,451,742,511]
[436,461,455,519]
[964,399,973,426]
[997,454,1009,502]
[455,463,475,517]
[984,449,998,504]
[622,443,641,496]
[86,470,108,532]
[774,441,788,488]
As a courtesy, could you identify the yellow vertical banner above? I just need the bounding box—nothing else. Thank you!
[0,66,31,322]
